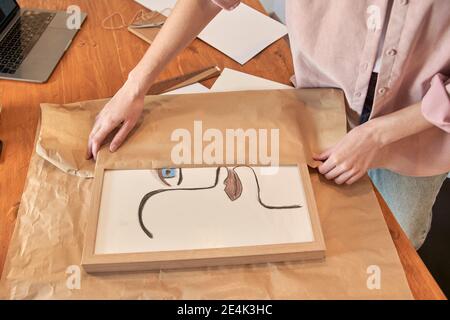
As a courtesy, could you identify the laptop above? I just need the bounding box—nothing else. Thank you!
[0,0,86,83]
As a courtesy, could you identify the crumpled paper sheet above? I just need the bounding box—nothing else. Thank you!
[36,89,345,177]
[0,89,413,299]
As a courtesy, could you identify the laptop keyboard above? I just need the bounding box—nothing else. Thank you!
[0,10,55,75]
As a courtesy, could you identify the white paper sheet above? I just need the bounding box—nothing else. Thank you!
[135,0,288,64]
[164,68,291,96]
[211,68,292,92]
[163,82,209,95]
[95,166,314,254]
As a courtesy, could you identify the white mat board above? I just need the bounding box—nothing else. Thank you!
[210,68,292,92]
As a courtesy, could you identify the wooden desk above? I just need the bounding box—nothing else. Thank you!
[0,0,445,300]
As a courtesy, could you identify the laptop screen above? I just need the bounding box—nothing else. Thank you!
[0,0,19,32]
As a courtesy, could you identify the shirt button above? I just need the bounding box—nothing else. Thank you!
[386,48,397,56]
[378,87,388,95]
[400,0,408,5]
[355,92,362,98]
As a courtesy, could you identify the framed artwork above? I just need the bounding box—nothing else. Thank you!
[82,164,325,273]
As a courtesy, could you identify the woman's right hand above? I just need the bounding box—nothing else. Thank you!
[85,0,225,161]
[86,79,146,160]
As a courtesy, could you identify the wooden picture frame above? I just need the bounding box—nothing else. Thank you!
[82,164,326,273]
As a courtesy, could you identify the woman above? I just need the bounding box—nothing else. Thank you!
[87,0,450,249]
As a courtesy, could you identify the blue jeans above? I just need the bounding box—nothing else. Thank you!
[369,169,447,249]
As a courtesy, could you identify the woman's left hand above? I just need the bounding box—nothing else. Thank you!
[313,122,385,185]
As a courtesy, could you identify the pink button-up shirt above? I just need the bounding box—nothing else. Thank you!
[212,0,450,177]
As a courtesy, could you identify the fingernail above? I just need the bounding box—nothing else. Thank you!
[110,144,117,152]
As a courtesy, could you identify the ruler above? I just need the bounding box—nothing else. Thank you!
[147,66,221,95]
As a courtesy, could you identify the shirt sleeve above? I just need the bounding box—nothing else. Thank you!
[421,73,450,133]
[210,0,241,10]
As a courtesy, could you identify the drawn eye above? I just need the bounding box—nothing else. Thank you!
[157,168,183,187]
[162,168,176,178]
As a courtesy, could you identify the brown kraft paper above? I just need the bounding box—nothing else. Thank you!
[0,89,413,299]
